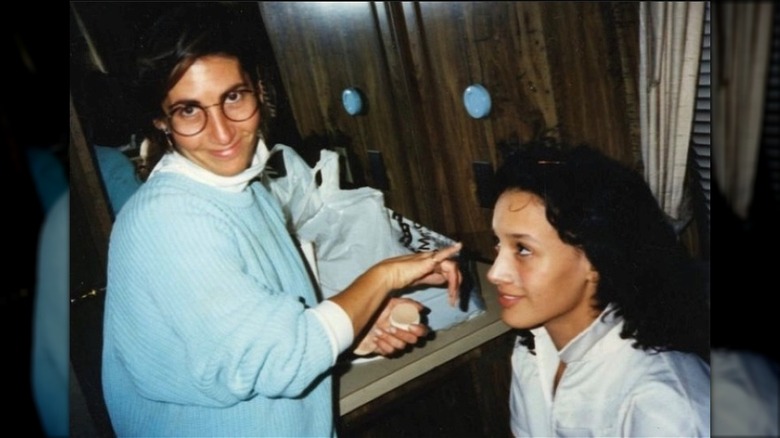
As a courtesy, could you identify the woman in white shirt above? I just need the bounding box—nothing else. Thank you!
[488,140,710,437]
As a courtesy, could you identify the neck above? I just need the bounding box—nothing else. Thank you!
[545,304,600,351]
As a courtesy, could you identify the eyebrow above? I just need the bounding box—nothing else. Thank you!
[504,232,544,248]
[492,230,535,241]
[166,82,251,111]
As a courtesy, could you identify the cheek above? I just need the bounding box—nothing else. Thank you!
[171,135,200,153]
[519,270,545,299]
[521,264,570,305]
[240,113,261,133]
[535,265,589,306]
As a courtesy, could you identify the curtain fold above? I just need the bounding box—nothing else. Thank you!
[70,3,107,74]
[639,2,706,226]
[712,2,774,219]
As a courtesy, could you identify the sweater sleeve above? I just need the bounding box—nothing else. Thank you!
[106,186,336,407]
[309,300,354,363]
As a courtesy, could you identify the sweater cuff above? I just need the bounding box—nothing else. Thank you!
[309,300,354,364]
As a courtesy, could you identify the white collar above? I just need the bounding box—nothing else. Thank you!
[149,137,270,193]
[532,305,623,363]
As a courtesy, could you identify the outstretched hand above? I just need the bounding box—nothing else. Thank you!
[375,242,463,307]
[334,242,464,356]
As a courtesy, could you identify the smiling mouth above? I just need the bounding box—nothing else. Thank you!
[497,294,524,308]
[211,143,240,159]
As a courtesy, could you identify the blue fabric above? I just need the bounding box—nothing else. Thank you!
[92,145,142,216]
[102,173,337,437]
[26,146,68,436]
[31,191,69,437]
[26,147,68,214]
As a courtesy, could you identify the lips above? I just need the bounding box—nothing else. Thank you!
[497,293,524,308]
[211,142,241,159]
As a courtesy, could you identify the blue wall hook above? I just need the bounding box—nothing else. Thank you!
[463,84,492,119]
[342,87,365,116]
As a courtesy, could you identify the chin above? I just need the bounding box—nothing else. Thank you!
[217,154,255,176]
[501,311,538,330]
[216,166,248,177]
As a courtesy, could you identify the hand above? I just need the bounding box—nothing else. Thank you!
[375,242,463,307]
[353,298,428,356]
[333,242,463,349]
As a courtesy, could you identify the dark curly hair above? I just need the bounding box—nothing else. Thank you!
[494,139,709,361]
[133,3,273,179]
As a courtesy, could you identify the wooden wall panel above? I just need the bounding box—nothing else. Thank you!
[259,1,640,259]
[259,2,425,219]
[538,2,639,165]
[402,2,641,256]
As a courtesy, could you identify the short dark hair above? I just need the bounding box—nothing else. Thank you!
[135,3,260,119]
[495,139,709,360]
[133,3,268,175]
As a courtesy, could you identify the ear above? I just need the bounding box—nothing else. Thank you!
[153,119,169,133]
[153,119,175,149]
[586,268,600,283]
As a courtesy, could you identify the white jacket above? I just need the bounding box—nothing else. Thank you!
[510,308,710,437]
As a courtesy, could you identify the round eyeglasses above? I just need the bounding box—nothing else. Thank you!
[166,89,260,136]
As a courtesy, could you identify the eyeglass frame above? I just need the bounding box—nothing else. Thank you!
[163,87,261,137]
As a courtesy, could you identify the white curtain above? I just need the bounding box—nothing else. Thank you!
[712,2,774,219]
[639,2,706,225]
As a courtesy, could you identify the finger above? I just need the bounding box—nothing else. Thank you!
[447,271,459,306]
[353,337,377,356]
[453,266,463,305]
[389,324,424,342]
[375,339,398,356]
[406,323,428,338]
[370,328,395,355]
[431,242,462,263]
[375,331,407,354]
[438,260,461,305]
[385,326,414,346]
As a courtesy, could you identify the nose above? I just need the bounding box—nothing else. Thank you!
[205,105,235,145]
[486,250,514,286]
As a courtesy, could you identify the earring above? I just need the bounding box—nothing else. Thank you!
[257,80,266,105]
[163,130,174,148]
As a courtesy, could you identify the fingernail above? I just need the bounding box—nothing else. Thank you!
[374,328,384,336]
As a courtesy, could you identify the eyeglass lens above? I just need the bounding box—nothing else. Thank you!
[169,89,258,136]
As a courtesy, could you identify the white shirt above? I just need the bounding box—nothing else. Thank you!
[711,349,779,437]
[510,308,710,437]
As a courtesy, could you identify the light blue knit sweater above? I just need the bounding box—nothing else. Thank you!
[102,172,336,437]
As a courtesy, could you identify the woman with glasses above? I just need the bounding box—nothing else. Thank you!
[101,4,462,437]
[488,140,710,436]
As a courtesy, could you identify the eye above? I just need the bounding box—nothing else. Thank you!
[224,89,247,104]
[172,105,201,119]
[515,243,532,257]
[492,235,501,254]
